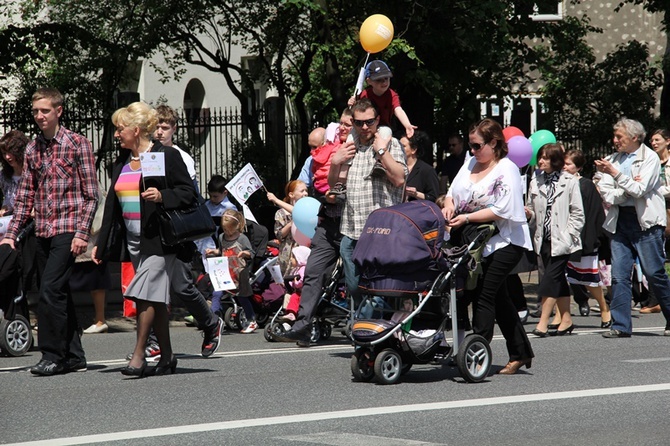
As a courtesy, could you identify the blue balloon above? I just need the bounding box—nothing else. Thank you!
[292,197,321,238]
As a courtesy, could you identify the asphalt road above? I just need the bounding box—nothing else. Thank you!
[2,308,670,446]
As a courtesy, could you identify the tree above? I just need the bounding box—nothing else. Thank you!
[533,15,662,157]
[616,0,670,123]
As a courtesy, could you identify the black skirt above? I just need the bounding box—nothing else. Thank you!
[537,240,571,298]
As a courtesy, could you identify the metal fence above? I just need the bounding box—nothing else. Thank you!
[0,103,301,192]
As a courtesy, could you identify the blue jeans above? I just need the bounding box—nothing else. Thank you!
[340,236,360,301]
[610,209,670,333]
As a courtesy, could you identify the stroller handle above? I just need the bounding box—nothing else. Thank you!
[15,220,35,243]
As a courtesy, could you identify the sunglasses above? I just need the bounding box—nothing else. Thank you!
[468,141,488,151]
[353,118,377,127]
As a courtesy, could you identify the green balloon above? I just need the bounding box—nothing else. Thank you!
[529,129,557,166]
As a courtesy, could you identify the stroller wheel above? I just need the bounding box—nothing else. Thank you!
[309,319,321,343]
[223,307,238,330]
[374,348,402,385]
[320,322,332,340]
[0,315,33,357]
[456,334,492,383]
[235,308,249,331]
[350,348,375,382]
[263,323,275,342]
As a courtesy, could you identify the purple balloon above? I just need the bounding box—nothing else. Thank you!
[507,135,533,168]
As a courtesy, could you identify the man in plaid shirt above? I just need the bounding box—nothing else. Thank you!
[1,88,99,376]
[329,98,407,302]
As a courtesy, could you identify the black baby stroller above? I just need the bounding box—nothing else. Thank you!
[349,200,492,385]
[0,226,34,357]
[264,256,350,343]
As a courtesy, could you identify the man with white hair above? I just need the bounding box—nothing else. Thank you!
[595,118,670,338]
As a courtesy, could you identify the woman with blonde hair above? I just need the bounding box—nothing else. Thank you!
[93,102,198,377]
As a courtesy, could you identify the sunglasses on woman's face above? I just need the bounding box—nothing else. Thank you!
[468,141,488,151]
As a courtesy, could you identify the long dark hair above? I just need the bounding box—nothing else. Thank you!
[0,130,28,179]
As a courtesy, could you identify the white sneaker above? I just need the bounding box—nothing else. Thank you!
[83,323,108,334]
[241,321,258,334]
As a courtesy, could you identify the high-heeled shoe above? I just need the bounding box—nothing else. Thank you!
[601,320,612,329]
[497,358,532,375]
[148,356,178,376]
[120,360,147,378]
[550,324,575,336]
[547,323,560,330]
[532,328,549,338]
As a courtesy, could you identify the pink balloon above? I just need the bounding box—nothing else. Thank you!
[291,223,311,247]
[503,126,525,142]
[507,135,533,168]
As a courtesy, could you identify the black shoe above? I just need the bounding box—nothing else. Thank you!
[532,328,549,338]
[64,358,87,373]
[602,329,631,338]
[147,356,178,376]
[202,317,223,358]
[121,360,147,377]
[579,302,590,317]
[547,324,560,330]
[30,359,65,376]
[601,320,612,329]
[529,309,542,318]
[273,329,310,346]
[550,324,575,336]
[126,342,162,362]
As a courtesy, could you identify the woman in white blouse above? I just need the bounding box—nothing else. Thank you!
[442,119,535,375]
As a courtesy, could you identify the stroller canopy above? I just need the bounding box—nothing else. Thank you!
[353,200,446,293]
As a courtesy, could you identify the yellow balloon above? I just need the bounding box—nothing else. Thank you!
[359,14,394,54]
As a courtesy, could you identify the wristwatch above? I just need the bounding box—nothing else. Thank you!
[376,147,386,157]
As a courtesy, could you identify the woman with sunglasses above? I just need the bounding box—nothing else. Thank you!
[441,118,535,375]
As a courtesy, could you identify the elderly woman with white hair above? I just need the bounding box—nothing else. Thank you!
[595,118,670,338]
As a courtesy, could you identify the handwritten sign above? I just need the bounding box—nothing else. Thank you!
[206,256,237,291]
[140,152,166,178]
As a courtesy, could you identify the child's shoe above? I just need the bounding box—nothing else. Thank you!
[367,161,387,179]
[280,312,296,322]
[241,321,258,334]
[328,182,347,195]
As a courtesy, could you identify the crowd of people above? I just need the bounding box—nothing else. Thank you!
[4,64,670,378]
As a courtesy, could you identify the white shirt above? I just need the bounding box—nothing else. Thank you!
[447,156,532,256]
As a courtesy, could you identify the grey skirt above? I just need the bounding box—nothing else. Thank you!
[124,233,175,305]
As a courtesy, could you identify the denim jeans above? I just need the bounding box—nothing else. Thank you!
[610,209,670,333]
[340,235,361,302]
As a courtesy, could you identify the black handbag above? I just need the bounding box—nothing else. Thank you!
[157,202,217,246]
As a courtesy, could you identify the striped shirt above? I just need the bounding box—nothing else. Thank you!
[6,125,98,241]
[115,163,142,236]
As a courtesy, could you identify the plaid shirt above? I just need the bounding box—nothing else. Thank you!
[6,125,99,242]
[340,137,406,240]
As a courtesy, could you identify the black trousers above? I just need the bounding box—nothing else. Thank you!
[35,233,85,363]
[472,244,534,362]
[292,216,342,334]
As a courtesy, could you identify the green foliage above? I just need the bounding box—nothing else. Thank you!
[535,15,662,157]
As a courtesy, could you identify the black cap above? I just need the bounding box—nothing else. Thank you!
[365,60,393,81]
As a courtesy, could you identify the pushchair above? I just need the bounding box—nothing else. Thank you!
[0,226,34,356]
[264,256,350,343]
[349,200,493,385]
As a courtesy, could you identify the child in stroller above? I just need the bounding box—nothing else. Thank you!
[280,245,311,322]
[349,200,493,385]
